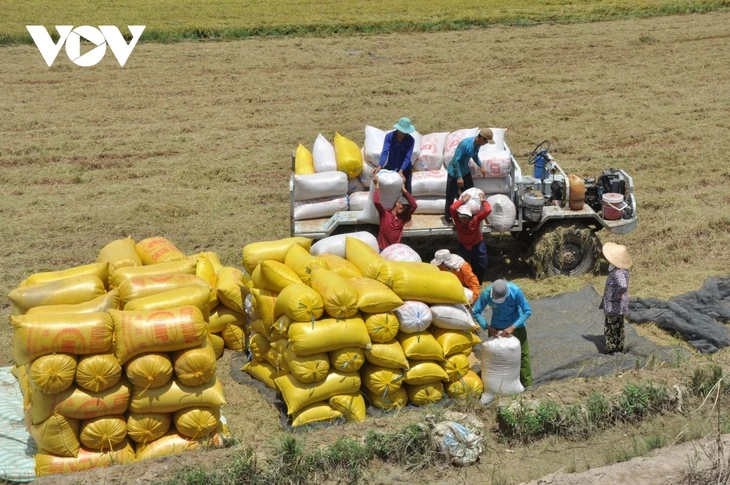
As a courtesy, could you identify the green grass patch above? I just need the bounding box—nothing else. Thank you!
[3,0,730,45]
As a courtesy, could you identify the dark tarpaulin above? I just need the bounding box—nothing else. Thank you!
[627,276,730,354]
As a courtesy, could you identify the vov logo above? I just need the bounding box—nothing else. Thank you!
[26,25,145,67]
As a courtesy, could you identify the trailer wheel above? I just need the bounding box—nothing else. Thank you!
[529,224,600,278]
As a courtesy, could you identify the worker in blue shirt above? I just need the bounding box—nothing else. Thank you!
[444,129,491,224]
[472,279,533,387]
[373,117,416,194]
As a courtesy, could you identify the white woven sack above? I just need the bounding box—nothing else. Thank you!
[413,197,445,214]
[411,170,447,197]
[312,134,338,173]
[348,192,370,212]
[480,336,524,403]
[293,195,348,221]
[394,301,433,334]
[486,194,516,232]
[361,157,375,179]
[347,177,366,194]
[431,304,478,331]
[415,132,448,171]
[464,288,474,303]
[470,149,512,178]
[444,128,479,168]
[409,131,422,166]
[293,172,348,201]
[364,125,386,166]
[356,170,402,224]
[310,231,378,258]
[475,177,512,196]
[380,243,421,263]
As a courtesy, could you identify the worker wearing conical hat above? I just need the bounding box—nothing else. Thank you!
[600,242,632,354]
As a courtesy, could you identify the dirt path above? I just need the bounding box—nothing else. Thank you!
[524,434,730,485]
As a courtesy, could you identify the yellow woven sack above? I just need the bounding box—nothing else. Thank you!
[172,340,217,387]
[248,332,270,361]
[329,393,367,422]
[12,312,114,366]
[208,333,225,359]
[97,237,141,277]
[135,432,202,461]
[209,305,246,334]
[334,132,363,179]
[29,414,80,457]
[253,261,303,293]
[431,328,480,356]
[249,316,271,339]
[195,251,223,273]
[79,415,127,450]
[263,348,285,372]
[13,365,31,410]
[397,331,445,362]
[125,353,173,390]
[134,237,186,265]
[441,353,471,382]
[282,345,329,384]
[284,244,325,285]
[129,377,225,414]
[349,277,403,314]
[222,323,246,351]
[251,288,278,325]
[127,412,172,444]
[118,274,212,307]
[275,371,361,415]
[110,259,196,289]
[314,253,362,280]
[363,312,400,344]
[26,290,120,315]
[216,267,247,313]
[295,143,315,175]
[445,370,483,399]
[9,275,107,315]
[365,341,409,370]
[242,360,277,389]
[344,237,383,280]
[269,315,292,341]
[23,262,109,290]
[124,286,211,322]
[360,363,403,395]
[363,387,407,410]
[275,283,324,323]
[31,377,131,425]
[242,237,312,274]
[29,353,77,395]
[310,268,359,319]
[35,441,135,476]
[288,317,371,356]
[174,406,220,438]
[194,256,218,308]
[76,353,122,393]
[406,381,444,406]
[403,362,449,385]
[110,306,207,365]
[329,347,365,373]
[376,261,467,305]
[292,402,342,427]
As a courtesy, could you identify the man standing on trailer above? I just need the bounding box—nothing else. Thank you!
[444,129,491,224]
[373,117,417,194]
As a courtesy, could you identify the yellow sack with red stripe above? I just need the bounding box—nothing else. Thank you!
[21,262,109,290]
[110,259,196,288]
[31,377,131,425]
[12,312,113,365]
[110,306,207,365]
[134,236,187,265]
[9,275,106,315]
[129,377,225,414]
[124,286,211,321]
[118,274,212,307]
[135,432,208,461]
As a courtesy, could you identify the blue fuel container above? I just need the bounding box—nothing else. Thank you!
[533,153,547,179]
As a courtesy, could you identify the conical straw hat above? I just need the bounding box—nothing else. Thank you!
[602,242,632,269]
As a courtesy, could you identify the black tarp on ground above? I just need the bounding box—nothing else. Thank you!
[484,284,687,386]
[627,276,730,354]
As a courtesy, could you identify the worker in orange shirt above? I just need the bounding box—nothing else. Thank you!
[430,249,481,304]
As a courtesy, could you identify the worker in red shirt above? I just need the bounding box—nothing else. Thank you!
[450,192,491,283]
[373,175,417,251]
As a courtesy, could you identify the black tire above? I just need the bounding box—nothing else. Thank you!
[530,224,599,277]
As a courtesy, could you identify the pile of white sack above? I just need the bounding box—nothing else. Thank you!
[292,126,517,231]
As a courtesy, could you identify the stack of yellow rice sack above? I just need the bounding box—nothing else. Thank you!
[240,236,483,427]
[7,236,234,477]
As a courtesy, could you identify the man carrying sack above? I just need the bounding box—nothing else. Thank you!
[472,279,533,388]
